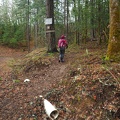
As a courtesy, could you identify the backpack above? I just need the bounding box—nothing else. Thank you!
[60,40,65,48]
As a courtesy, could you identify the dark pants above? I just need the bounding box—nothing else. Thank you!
[59,47,65,62]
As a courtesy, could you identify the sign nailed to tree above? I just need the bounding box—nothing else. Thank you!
[45,18,52,25]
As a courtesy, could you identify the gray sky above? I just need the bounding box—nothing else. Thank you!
[0,0,12,5]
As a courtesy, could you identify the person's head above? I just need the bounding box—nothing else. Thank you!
[60,35,66,39]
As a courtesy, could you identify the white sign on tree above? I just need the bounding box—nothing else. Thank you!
[45,18,52,25]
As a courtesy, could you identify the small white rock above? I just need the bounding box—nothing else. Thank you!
[24,79,30,82]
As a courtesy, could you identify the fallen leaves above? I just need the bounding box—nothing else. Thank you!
[0,45,120,120]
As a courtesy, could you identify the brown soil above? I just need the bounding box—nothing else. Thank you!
[0,45,120,120]
[0,45,71,120]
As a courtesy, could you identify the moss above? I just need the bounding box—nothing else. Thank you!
[76,94,81,101]
[11,47,56,73]
[13,79,20,83]
[107,0,120,61]
[108,53,120,62]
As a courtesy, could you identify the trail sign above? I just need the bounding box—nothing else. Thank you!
[45,18,52,25]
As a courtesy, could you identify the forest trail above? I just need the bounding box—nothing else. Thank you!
[0,46,71,120]
[0,45,120,120]
[0,46,27,77]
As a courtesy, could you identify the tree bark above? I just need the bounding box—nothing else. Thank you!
[26,0,30,52]
[107,0,120,61]
[66,0,69,40]
[46,0,57,52]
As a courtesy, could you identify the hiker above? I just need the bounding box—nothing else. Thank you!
[58,35,68,62]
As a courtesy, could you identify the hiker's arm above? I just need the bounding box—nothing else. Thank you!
[65,40,68,48]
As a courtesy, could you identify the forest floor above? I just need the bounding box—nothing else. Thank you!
[0,43,120,120]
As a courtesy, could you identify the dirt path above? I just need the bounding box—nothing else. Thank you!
[0,46,27,76]
[0,46,120,120]
[0,46,70,120]
[20,57,69,100]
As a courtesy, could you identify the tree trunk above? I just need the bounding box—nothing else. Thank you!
[77,0,80,45]
[26,0,30,52]
[107,0,120,61]
[46,0,57,52]
[73,0,77,44]
[35,23,38,48]
[34,7,39,48]
[66,0,69,40]
[64,0,66,34]
[98,0,102,44]
[84,0,88,44]
[73,0,80,45]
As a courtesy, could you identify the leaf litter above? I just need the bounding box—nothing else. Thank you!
[0,44,120,120]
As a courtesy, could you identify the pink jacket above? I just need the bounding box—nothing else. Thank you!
[58,39,68,48]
